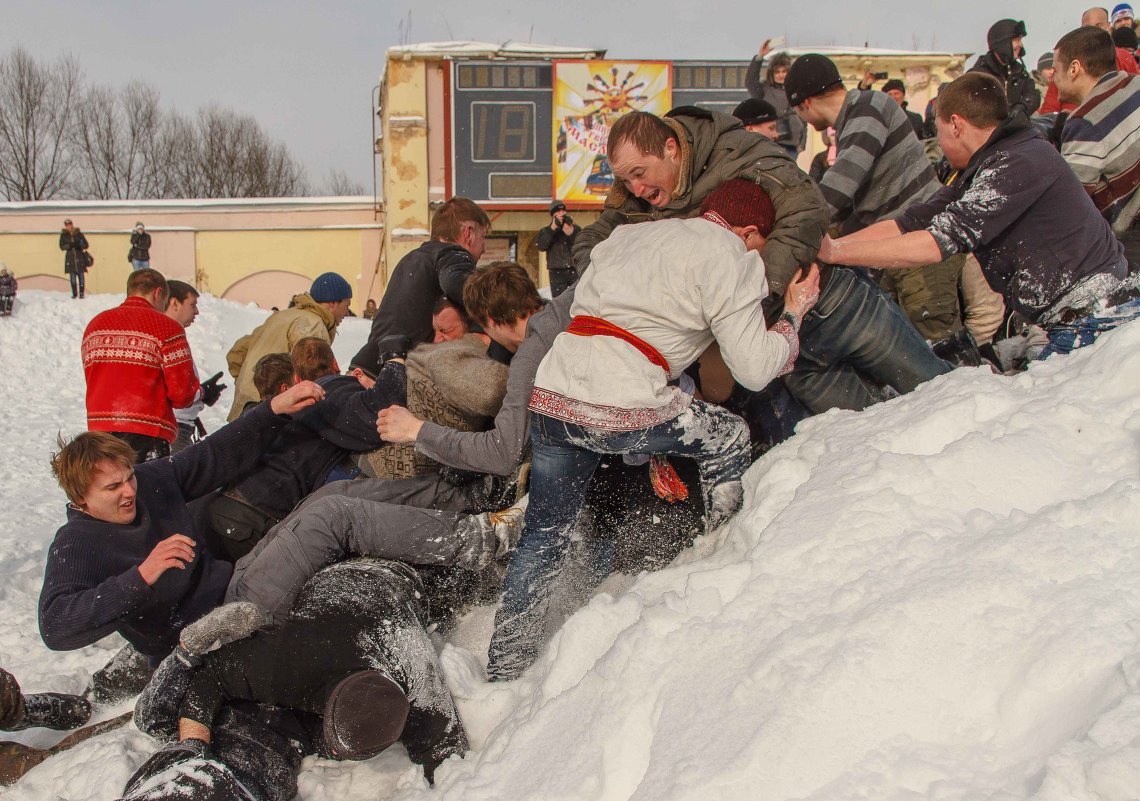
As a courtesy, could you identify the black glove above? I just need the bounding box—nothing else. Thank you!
[200,372,226,407]
[121,738,210,797]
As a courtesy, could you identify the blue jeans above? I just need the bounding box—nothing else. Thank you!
[486,401,750,681]
[68,272,85,297]
[131,259,149,271]
[785,267,952,413]
[1038,298,1140,359]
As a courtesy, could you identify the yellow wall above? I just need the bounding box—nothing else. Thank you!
[194,229,363,297]
[0,232,139,294]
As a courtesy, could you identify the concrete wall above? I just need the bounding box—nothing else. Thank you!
[0,198,383,310]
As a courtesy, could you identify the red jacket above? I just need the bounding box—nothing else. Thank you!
[82,296,200,442]
[1040,48,1140,113]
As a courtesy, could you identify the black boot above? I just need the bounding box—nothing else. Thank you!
[931,327,983,367]
[10,693,90,732]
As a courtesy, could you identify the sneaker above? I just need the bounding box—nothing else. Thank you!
[486,494,529,559]
[12,692,91,732]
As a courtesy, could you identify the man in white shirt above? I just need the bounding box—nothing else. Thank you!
[487,180,820,681]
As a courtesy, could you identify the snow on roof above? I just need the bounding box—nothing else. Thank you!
[778,45,974,59]
[387,40,606,60]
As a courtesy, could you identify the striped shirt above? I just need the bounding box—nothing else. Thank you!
[1061,71,1140,218]
[820,90,939,234]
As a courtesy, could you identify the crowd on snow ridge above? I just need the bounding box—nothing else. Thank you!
[2,7,1140,800]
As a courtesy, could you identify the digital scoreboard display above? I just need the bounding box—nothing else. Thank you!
[450,60,750,205]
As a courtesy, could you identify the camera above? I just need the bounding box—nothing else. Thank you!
[873,71,889,80]
[560,214,573,226]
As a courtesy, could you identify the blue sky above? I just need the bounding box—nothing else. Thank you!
[4,1,1080,190]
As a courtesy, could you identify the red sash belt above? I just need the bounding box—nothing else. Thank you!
[566,316,670,373]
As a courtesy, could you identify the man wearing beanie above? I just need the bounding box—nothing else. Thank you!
[225,271,352,421]
[969,18,1041,119]
[787,53,967,344]
[881,78,926,139]
[487,180,821,681]
[732,97,781,140]
[1112,3,1135,29]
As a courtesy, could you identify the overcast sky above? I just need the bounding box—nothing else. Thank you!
[4,1,1081,193]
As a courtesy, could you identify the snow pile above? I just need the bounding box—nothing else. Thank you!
[2,291,1140,800]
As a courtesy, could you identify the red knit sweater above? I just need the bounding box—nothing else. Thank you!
[82,296,200,442]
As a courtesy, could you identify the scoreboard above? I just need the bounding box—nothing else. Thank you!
[449,59,751,206]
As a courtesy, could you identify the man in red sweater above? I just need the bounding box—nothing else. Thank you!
[82,269,200,462]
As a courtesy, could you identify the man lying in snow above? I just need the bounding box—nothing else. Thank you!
[40,381,326,660]
[818,71,1138,359]
[485,179,822,681]
[121,560,467,801]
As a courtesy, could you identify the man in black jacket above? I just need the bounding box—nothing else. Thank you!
[969,19,1042,120]
[207,337,407,560]
[351,197,490,373]
[535,200,580,297]
[819,73,1129,353]
[39,380,325,660]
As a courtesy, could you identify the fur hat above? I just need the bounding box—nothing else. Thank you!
[700,179,776,237]
[309,272,352,303]
[784,54,844,106]
[732,98,780,126]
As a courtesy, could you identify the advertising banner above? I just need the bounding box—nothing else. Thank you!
[552,61,672,203]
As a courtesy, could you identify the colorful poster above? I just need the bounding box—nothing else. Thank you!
[552,61,672,204]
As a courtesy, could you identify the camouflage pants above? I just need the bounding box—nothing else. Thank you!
[0,669,24,731]
[880,253,965,341]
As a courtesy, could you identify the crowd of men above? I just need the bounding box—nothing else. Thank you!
[2,8,1139,799]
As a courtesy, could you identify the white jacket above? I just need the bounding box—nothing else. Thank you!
[531,217,795,431]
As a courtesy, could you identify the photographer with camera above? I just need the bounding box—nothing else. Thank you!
[535,200,580,297]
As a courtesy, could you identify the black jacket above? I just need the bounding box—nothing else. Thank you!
[226,366,405,521]
[535,221,580,272]
[351,240,475,372]
[59,229,89,274]
[129,231,152,262]
[969,52,1042,120]
[38,402,288,657]
[896,117,1126,322]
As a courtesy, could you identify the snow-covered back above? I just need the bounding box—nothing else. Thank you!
[1,290,1139,800]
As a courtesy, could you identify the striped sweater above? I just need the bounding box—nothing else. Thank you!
[1061,71,1140,220]
[819,90,939,234]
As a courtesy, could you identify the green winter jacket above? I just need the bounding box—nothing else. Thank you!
[572,107,828,296]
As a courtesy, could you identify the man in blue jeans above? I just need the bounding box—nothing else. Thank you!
[487,180,821,681]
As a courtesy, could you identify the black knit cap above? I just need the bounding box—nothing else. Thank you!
[987,19,1026,50]
[784,54,844,106]
[882,78,906,94]
[732,98,780,126]
[549,199,567,213]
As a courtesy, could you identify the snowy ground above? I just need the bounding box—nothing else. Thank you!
[2,290,1139,801]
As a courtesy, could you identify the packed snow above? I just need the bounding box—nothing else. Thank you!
[1,289,1139,801]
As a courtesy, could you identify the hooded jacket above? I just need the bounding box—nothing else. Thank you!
[969,21,1041,119]
[572,107,828,298]
[225,293,338,421]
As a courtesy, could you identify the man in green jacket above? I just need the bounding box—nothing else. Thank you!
[225,272,352,421]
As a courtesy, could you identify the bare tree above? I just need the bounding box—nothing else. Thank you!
[323,168,367,196]
[0,48,81,200]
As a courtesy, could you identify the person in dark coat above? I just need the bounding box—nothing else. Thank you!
[350,197,490,373]
[534,200,580,297]
[124,560,469,800]
[59,218,90,299]
[968,19,1042,121]
[0,265,16,316]
[882,78,926,139]
[39,381,325,660]
[130,222,152,270]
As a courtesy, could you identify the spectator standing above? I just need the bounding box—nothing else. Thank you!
[0,265,16,316]
[59,218,90,299]
[350,197,489,373]
[129,223,151,271]
[82,269,201,463]
[969,19,1042,120]
[1112,3,1135,28]
[745,42,807,157]
[362,298,378,319]
[165,281,225,454]
[1039,7,1139,114]
[534,200,580,297]
[1054,25,1140,265]
[225,271,352,420]
[882,78,926,139]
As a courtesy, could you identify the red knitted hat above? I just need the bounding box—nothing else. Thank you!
[700,179,776,237]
